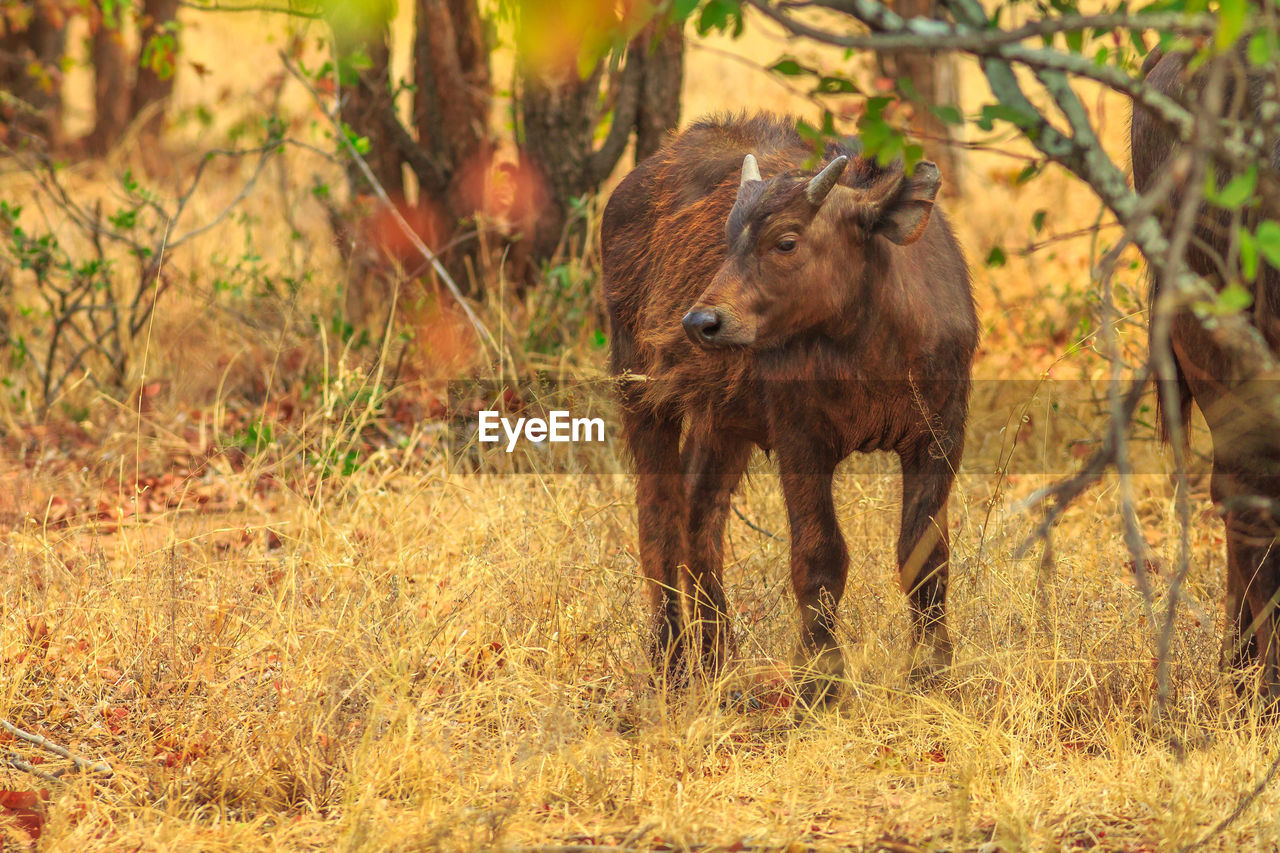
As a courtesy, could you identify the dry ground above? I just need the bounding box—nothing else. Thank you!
[1,5,1278,852]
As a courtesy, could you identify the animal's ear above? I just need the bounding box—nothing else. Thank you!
[874,161,940,245]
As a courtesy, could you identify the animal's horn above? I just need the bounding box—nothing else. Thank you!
[805,155,849,206]
[739,154,762,190]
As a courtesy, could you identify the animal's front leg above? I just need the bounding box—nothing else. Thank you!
[682,432,752,679]
[624,407,689,684]
[777,440,847,707]
[898,439,960,683]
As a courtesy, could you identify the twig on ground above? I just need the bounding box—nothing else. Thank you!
[1177,746,1280,853]
[1,718,113,778]
[3,750,63,785]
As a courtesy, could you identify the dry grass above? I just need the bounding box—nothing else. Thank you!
[1,6,1279,853]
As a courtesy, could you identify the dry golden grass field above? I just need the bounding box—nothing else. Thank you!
[1,5,1278,852]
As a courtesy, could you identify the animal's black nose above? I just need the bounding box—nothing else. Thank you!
[682,308,722,343]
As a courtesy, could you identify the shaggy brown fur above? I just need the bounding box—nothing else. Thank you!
[1132,50,1280,700]
[601,113,978,702]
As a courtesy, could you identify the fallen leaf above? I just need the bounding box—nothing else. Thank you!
[0,789,49,840]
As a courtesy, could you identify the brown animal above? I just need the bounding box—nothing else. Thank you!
[601,113,977,702]
[1132,49,1280,699]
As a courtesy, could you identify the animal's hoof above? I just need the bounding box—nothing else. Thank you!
[792,645,845,709]
[907,640,952,687]
[648,653,689,691]
[720,690,763,713]
[648,623,689,690]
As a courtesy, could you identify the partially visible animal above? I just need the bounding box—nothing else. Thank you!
[601,113,978,702]
[1132,48,1280,699]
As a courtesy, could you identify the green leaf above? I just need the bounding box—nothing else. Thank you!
[795,118,821,145]
[1216,0,1246,51]
[816,75,858,95]
[770,58,809,76]
[1218,281,1253,312]
[697,0,743,35]
[985,246,1007,268]
[977,102,1038,131]
[1248,30,1277,65]
[670,0,701,21]
[1014,162,1044,185]
[1256,220,1280,269]
[1239,227,1258,281]
[1032,210,1047,233]
[874,131,903,166]
[931,104,964,125]
[1214,166,1257,209]
[856,111,903,164]
[903,144,925,173]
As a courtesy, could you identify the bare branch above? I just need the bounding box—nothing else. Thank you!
[1176,746,1280,853]
[4,750,63,784]
[1,718,113,778]
[587,44,646,186]
[179,0,323,17]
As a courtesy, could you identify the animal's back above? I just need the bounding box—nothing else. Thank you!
[1131,49,1280,395]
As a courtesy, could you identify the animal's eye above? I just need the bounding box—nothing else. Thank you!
[776,236,798,254]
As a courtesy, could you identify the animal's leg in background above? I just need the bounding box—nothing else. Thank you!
[1218,482,1280,705]
[1227,515,1280,705]
[777,440,847,706]
[1203,379,1280,703]
[682,432,752,679]
[623,405,690,684]
[1217,466,1259,682]
[898,438,960,682]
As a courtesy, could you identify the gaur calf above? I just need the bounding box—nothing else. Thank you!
[1132,49,1280,700]
[601,113,978,702]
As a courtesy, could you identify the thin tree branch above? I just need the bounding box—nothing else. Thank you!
[587,44,646,186]
[179,0,323,17]
[1,718,113,777]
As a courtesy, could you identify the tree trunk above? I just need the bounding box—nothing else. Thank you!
[412,0,492,292]
[0,3,66,148]
[341,28,404,198]
[877,0,963,197]
[518,15,685,267]
[130,0,180,137]
[89,3,131,156]
[634,19,685,162]
[520,64,614,264]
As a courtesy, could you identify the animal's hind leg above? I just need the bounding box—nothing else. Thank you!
[1220,503,1258,684]
[623,405,689,684]
[898,438,960,683]
[1210,444,1280,704]
[682,431,752,679]
[1222,502,1280,706]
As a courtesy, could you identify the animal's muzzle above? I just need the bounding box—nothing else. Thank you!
[682,307,724,345]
